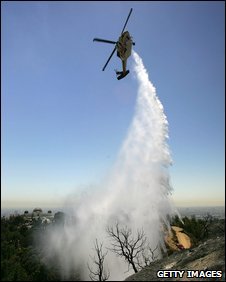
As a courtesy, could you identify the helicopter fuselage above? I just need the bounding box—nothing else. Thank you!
[116,31,133,61]
[93,8,134,80]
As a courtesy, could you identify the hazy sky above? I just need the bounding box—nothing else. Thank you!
[2,1,225,209]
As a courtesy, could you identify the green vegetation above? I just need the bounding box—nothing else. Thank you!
[1,212,224,281]
[1,214,70,281]
[170,214,224,245]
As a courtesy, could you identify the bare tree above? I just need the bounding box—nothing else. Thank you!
[201,213,213,238]
[139,244,159,268]
[106,223,147,273]
[87,239,110,281]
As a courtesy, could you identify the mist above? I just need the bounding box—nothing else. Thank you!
[42,51,177,280]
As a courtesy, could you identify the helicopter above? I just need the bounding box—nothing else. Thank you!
[93,8,135,80]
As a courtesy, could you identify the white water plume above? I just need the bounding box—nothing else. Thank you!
[43,51,177,280]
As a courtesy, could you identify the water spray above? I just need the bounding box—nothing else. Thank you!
[43,51,177,280]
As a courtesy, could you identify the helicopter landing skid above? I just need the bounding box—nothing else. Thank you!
[116,70,130,80]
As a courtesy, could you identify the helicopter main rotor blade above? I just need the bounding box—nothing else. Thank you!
[102,47,117,71]
[121,8,133,34]
[93,38,117,44]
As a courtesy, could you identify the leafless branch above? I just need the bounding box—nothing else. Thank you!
[87,239,110,281]
[106,223,147,273]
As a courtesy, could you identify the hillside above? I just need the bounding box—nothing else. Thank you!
[1,213,224,281]
[125,221,225,281]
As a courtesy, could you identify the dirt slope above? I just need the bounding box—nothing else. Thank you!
[125,235,225,281]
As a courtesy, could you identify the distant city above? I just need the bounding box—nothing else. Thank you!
[177,206,225,219]
[1,207,64,219]
[1,205,225,219]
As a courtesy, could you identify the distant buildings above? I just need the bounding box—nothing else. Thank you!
[23,207,54,227]
[2,208,75,228]
[32,207,43,217]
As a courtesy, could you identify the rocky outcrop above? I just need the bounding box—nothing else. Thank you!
[125,235,225,281]
[165,226,192,251]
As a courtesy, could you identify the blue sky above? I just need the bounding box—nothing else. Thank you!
[2,1,225,208]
